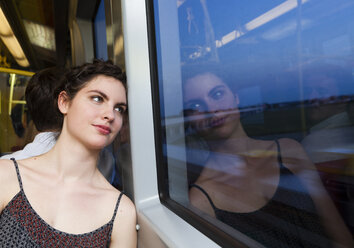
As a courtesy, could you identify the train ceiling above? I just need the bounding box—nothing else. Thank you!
[0,0,99,72]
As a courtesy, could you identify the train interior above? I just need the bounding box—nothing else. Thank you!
[1,0,354,247]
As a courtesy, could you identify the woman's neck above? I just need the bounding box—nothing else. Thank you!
[207,124,250,154]
[42,132,101,184]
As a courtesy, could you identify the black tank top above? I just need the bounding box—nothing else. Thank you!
[191,140,332,248]
[0,158,124,247]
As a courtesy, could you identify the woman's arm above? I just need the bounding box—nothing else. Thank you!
[110,195,137,248]
[279,138,354,248]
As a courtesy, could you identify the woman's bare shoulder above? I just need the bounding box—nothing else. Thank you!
[277,138,319,176]
[277,138,312,162]
[111,190,136,218]
[0,159,18,185]
[110,191,137,248]
[0,159,21,210]
[189,180,216,217]
[102,187,136,223]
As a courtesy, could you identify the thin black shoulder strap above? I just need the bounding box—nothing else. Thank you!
[108,191,125,243]
[190,184,218,211]
[274,139,283,165]
[110,191,124,223]
[10,158,24,191]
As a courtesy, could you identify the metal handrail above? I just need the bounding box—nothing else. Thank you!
[0,67,34,115]
[0,67,34,76]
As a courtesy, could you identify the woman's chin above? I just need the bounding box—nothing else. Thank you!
[85,139,112,150]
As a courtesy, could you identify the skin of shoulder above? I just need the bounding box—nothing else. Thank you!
[189,138,353,246]
[0,159,21,212]
[110,194,137,248]
[275,138,310,168]
[276,138,329,196]
[189,183,216,218]
[189,162,218,218]
[277,138,354,247]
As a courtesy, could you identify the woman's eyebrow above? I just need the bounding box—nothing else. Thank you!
[208,85,225,96]
[184,99,199,106]
[116,102,127,107]
[88,89,127,106]
[87,90,108,100]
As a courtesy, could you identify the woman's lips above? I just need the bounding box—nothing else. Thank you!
[195,116,227,131]
[210,116,227,127]
[94,125,111,135]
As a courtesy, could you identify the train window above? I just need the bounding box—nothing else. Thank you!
[94,0,108,60]
[148,0,354,247]
[0,72,32,157]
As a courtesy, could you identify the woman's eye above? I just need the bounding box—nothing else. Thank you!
[185,102,205,113]
[190,103,201,111]
[92,96,103,102]
[212,90,224,100]
[115,106,126,113]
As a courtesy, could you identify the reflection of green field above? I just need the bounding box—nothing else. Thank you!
[242,107,305,139]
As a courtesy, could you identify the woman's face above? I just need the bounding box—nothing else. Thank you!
[59,75,127,150]
[183,72,240,140]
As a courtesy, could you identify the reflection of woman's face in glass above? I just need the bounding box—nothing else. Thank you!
[183,72,240,140]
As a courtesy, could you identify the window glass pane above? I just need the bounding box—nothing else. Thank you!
[94,0,108,60]
[152,0,354,246]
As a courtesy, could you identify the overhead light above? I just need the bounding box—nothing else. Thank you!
[0,7,29,67]
[23,20,56,51]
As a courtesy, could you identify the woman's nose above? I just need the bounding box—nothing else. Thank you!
[203,99,218,113]
[103,107,115,121]
[206,99,228,113]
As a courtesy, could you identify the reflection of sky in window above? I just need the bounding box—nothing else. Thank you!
[323,36,351,58]
[177,0,354,105]
[237,86,262,107]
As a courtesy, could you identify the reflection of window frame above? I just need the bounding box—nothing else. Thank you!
[0,67,33,115]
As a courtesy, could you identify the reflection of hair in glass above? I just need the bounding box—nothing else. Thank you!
[182,64,231,89]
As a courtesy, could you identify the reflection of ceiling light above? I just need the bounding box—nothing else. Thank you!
[245,0,309,31]
[216,30,245,47]
[0,7,29,67]
[215,0,310,48]
[262,19,311,41]
[23,20,55,51]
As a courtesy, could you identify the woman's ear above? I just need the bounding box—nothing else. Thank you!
[58,91,70,114]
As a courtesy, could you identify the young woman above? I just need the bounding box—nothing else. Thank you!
[183,70,353,247]
[0,60,137,247]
